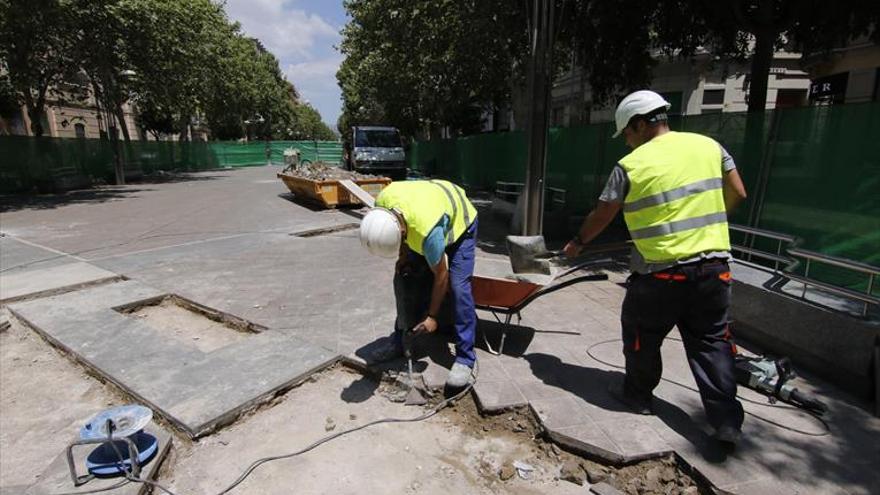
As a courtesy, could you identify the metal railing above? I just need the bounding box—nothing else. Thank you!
[729,224,797,271]
[494,181,566,209]
[786,248,879,316]
[729,224,879,317]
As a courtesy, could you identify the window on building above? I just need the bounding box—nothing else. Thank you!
[775,89,807,109]
[701,108,723,114]
[74,123,86,138]
[702,89,725,105]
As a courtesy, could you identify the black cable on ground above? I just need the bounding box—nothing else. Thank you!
[52,364,478,495]
[585,338,830,436]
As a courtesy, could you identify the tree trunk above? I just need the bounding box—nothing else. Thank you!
[114,103,131,142]
[24,92,44,137]
[748,27,775,113]
[178,116,190,141]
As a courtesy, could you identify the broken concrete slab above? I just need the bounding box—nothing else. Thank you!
[8,279,336,438]
[24,425,171,495]
[590,481,625,495]
[0,261,122,304]
[468,270,880,494]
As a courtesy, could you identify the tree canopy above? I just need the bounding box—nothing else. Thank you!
[338,0,529,137]
[338,0,879,137]
[0,0,334,141]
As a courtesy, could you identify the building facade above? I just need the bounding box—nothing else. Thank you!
[550,49,812,128]
[802,37,880,105]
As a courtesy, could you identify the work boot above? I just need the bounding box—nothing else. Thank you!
[446,362,475,388]
[607,383,653,415]
[363,338,404,365]
[714,425,742,447]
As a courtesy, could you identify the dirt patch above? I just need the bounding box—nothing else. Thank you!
[116,295,260,353]
[0,310,128,489]
[438,394,701,494]
[283,162,379,181]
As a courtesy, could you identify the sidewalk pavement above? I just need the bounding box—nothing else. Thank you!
[2,166,877,494]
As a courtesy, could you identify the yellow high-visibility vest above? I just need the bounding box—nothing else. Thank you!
[618,131,730,263]
[375,180,477,256]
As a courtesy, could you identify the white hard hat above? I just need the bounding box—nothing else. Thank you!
[612,90,671,138]
[359,208,401,258]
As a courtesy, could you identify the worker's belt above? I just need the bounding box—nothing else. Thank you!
[653,272,687,281]
[649,258,730,282]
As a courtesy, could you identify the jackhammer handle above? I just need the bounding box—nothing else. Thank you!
[790,389,827,415]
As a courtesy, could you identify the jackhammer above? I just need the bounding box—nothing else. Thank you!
[733,354,827,415]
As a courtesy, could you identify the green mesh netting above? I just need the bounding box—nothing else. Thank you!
[0,138,344,193]
[408,103,879,291]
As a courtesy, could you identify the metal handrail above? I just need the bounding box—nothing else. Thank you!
[729,223,797,271]
[729,224,798,243]
[728,223,877,317]
[784,272,879,306]
[787,248,880,276]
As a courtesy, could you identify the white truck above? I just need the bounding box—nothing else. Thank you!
[346,125,407,180]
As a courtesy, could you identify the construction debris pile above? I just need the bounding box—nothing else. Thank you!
[282,162,377,181]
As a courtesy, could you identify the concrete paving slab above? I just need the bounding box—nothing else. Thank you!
[4,167,878,494]
[0,235,82,275]
[8,279,336,438]
[472,379,527,412]
[0,261,122,304]
[24,426,171,495]
[468,266,880,494]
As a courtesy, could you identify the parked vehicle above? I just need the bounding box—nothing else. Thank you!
[346,126,407,180]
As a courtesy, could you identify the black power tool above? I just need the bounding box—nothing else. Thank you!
[734,354,827,415]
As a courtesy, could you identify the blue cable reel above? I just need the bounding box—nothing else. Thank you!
[66,405,159,486]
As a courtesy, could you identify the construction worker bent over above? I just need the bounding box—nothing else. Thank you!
[359,179,478,388]
[564,90,748,446]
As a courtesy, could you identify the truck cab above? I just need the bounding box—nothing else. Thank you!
[348,126,407,180]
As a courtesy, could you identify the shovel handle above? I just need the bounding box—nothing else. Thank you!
[540,241,631,259]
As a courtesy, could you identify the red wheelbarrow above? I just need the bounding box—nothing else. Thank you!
[471,261,609,355]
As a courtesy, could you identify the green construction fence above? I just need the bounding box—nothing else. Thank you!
[409,102,880,294]
[0,138,343,192]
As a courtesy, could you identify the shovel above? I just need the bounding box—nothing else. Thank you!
[506,235,631,275]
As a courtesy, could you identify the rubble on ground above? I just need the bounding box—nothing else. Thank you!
[282,161,378,181]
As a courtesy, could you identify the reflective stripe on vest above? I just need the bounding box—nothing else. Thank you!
[618,131,730,263]
[374,180,477,256]
[430,180,472,241]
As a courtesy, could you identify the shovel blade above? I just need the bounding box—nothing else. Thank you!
[506,235,552,275]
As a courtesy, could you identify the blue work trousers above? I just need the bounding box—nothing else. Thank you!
[393,219,478,367]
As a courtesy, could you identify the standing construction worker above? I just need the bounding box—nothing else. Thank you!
[359,179,478,388]
[564,90,748,445]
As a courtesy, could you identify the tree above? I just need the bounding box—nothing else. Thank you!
[338,0,529,138]
[292,103,336,140]
[201,30,302,141]
[118,0,230,140]
[564,0,880,112]
[0,0,78,137]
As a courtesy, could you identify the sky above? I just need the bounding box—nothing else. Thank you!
[224,0,347,130]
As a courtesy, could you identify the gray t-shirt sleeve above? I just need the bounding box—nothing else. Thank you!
[720,144,736,172]
[598,165,628,203]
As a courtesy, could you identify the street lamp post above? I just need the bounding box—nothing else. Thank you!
[522,0,555,235]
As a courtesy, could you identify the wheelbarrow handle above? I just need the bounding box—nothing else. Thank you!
[511,272,609,313]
